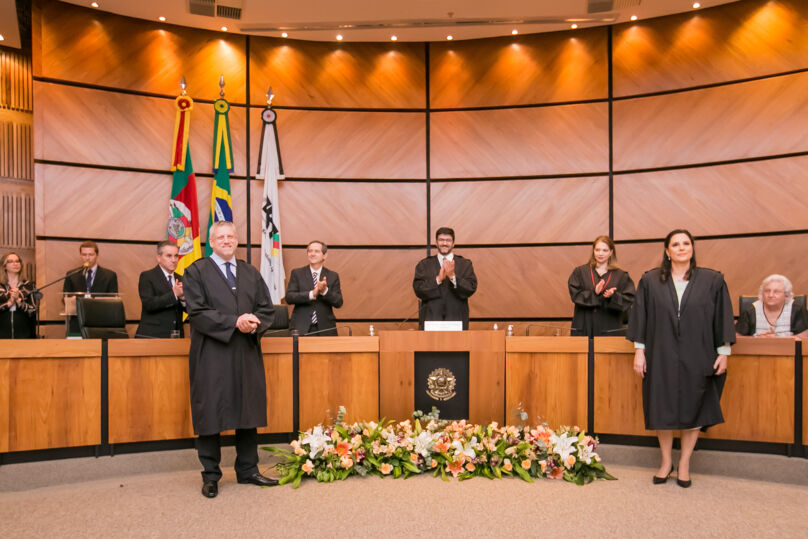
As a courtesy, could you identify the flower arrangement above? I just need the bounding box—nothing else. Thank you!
[265,410,615,488]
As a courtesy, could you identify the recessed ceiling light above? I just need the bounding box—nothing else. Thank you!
[158,16,166,22]
[281,32,288,38]
[336,34,343,41]
[693,2,701,7]
[571,24,578,29]
[511,29,518,35]
[0,35,4,42]
[446,35,453,40]
[630,15,638,21]
[90,2,99,7]
[221,26,228,32]
[391,35,397,41]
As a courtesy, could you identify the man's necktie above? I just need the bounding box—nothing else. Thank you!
[167,274,173,287]
[225,262,236,289]
[311,271,318,325]
[85,269,93,292]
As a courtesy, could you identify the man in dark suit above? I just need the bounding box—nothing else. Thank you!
[183,220,277,498]
[135,241,185,338]
[285,240,343,336]
[63,240,119,336]
[413,227,477,330]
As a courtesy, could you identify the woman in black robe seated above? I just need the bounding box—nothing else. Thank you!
[736,274,808,339]
[568,235,635,337]
[0,252,37,339]
[627,230,736,488]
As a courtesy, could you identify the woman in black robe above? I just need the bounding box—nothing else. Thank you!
[568,235,635,337]
[627,229,735,488]
[0,252,37,339]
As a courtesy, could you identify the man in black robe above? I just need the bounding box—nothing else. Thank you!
[183,221,277,498]
[413,227,477,330]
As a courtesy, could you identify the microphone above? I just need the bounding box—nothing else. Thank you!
[301,325,343,336]
[397,307,422,329]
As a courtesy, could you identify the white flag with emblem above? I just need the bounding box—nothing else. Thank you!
[257,105,285,304]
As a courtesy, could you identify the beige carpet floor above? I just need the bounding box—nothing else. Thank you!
[1,444,807,538]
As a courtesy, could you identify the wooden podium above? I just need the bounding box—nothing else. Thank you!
[379,331,505,424]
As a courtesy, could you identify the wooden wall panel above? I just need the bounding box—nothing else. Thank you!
[613,72,808,171]
[249,180,426,246]
[36,164,248,243]
[430,28,608,108]
[0,340,102,452]
[274,247,421,320]
[252,109,425,179]
[804,346,807,446]
[466,245,593,319]
[430,104,609,178]
[613,0,808,97]
[431,177,608,244]
[34,83,249,176]
[505,337,588,429]
[614,156,808,240]
[36,1,247,100]
[249,38,425,109]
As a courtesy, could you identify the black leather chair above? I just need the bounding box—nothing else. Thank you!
[76,297,129,339]
[264,304,290,336]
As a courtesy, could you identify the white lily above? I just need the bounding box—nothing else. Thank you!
[577,441,597,464]
[550,432,577,462]
[452,436,477,459]
[300,425,333,459]
[411,431,435,457]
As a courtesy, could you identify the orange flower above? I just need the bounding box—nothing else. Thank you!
[409,453,419,464]
[565,455,576,469]
[521,459,531,470]
[301,459,314,474]
[539,460,547,473]
[446,459,465,477]
[549,466,564,479]
[434,440,450,453]
[465,462,476,472]
[336,441,350,456]
[340,456,354,469]
[430,460,438,468]
[503,458,513,472]
[380,463,393,475]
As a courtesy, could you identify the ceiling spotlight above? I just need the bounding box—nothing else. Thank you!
[693,2,701,7]
[336,34,343,41]
[447,35,453,40]
[391,35,398,41]
[158,16,166,22]
[511,29,518,35]
[281,32,288,38]
[571,23,578,29]
[630,15,638,21]
[90,2,99,7]
[0,35,4,42]
[221,26,228,32]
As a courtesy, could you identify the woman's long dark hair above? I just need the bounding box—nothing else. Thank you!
[660,229,696,283]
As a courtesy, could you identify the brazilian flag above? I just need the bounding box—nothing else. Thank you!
[206,97,235,256]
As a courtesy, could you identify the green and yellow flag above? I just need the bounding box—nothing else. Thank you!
[205,97,234,255]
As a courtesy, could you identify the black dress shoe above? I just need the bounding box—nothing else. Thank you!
[652,468,673,485]
[202,480,218,498]
[677,478,692,488]
[237,472,279,487]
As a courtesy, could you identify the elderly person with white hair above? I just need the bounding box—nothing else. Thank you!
[736,274,808,338]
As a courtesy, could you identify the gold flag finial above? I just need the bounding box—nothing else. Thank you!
[180,76,187,96]
[266,86,274,106]
[218,75,225,98]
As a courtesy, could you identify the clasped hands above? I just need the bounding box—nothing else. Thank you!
[436,259,455,284]
[172,281,184,300]
[236,313,261,333]
[5,287,22,307]
[311,276,327,297]
[595,280,617,298]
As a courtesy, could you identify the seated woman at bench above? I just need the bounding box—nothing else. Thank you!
[736,274,808,338]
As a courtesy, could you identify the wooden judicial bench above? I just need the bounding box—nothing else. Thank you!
[0,333,805,459]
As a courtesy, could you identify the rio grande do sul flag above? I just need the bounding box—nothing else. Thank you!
[167,94,201,276]
[205,97,235,256]
[256,105,285,304]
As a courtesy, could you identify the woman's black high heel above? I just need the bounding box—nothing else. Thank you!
[652,467,673,484]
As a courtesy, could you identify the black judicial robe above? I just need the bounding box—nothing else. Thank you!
[626,267,736,430]
[183,257,274,436]
[413,254,477,330]
[568,265,635,337]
